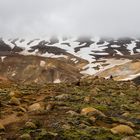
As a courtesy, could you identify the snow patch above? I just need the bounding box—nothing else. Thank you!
[71,58,77,61]
[126,41,136,55]
[12,72,16,77]
[71,58,79,63]
[115,50,123,55]
[54,79,61,83]
[111,45,120,48]
[121,73,140,81]
[3,39,15,49]
[136,48,140,52]
[80,58,131,75]
[41,52,68,59]
[74,60,79,64]
[40,60,46,67]
[1,56,6,62]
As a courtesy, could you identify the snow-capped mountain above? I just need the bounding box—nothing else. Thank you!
[0,36,140,83]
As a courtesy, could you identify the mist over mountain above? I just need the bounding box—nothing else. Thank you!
[0,0,140,85]
[0,0,140,38]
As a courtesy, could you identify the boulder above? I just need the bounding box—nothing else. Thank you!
[81,107,105,117]
[9,97,20,105]
[25,122,37,129]
[19,133,31,140]
[55,94,70,101]
[28,103,43,112]
[111,125,134,134]
[66,110,79,117]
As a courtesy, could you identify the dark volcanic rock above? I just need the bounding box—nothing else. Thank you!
[133,76,140,85]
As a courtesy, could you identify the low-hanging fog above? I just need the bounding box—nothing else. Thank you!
[0,0,140,38]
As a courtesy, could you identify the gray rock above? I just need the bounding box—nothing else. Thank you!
[55,94,70,100]
[66,110,79,117]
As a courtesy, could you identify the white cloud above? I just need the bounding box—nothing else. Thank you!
[0,0,140,37]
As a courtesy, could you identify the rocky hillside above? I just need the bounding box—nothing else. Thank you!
[0,77,140,140]
[0,55,87,84]
[97,59,140,81]
[0,37,140,83]
[133,76,140,85]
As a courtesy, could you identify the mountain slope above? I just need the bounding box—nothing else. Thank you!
[0,55,87,84]
[0,37,140,83]
[97,59,140,81]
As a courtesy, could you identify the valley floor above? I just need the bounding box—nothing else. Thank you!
[0,77,140,140]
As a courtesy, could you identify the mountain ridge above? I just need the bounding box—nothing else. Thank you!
[0,37,140,83]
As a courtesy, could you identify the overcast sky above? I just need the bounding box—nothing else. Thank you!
[0,0,140,38]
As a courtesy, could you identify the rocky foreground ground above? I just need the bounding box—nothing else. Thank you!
[0,77,140,140]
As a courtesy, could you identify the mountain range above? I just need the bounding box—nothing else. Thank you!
[0,36,140,84]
